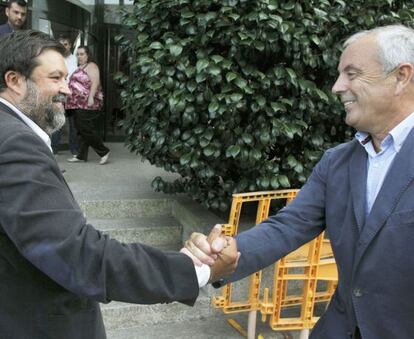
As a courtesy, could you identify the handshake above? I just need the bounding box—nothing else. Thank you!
[181,224,241,283]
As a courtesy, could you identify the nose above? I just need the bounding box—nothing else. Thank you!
[331,74,347,94]
[60,81,71,96]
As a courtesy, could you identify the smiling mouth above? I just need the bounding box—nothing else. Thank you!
[343,100,356,107]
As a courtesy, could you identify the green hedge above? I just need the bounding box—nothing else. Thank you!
[117,0,414,211]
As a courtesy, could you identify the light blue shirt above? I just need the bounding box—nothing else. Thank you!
[355,112,414,216]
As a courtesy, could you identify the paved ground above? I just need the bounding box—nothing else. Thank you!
[56,142,180,201]
[106,316,302,339]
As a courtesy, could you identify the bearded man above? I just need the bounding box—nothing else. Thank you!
[0,0,28,38]
[0,30,206,339]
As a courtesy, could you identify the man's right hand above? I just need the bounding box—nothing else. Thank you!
[184,224,240,282]
[184,224,228,266]
[209,235,240,283]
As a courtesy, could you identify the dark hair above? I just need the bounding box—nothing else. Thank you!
[7,0,28,8]
[0,30,66,92]
[58,35,71,43]
[77,45,95,63]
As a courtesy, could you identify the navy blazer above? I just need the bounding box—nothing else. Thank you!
[0,102,199,339]
[228,129,414,339]
[0,22,13,38]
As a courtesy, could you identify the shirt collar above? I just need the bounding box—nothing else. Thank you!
[0,97,52,151]
[355,111,414,153]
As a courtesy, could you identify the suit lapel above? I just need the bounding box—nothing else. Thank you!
[349,141,368,231]
[0,100,26,124]
[353,127,414,270]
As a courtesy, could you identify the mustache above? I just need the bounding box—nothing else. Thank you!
[52,94,67,103]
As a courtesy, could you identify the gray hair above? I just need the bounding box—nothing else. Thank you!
[344,25,414,78]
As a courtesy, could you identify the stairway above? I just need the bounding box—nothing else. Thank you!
[58,144,299,339]
[77,198,299,339]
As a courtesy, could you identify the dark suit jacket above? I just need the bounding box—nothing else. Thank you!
[227,129,414,339]
[0,22,13,38]
[0,101,199,339]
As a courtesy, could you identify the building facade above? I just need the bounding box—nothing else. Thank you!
[0,0,133,141]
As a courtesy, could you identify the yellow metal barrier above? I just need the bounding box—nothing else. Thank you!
[212,190,338,338]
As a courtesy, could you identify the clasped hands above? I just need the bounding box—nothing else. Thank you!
[182,224,240,283]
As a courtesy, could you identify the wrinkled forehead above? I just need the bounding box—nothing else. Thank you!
[338,34,383,72]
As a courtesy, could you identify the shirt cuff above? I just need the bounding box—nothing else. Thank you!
[194,263,211,287]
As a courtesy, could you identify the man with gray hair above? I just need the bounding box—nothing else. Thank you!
[184,25,414,339]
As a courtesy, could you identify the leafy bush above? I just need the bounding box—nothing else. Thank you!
[117,0,414,211]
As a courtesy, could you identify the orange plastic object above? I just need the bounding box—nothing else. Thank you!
[212,190,338,332]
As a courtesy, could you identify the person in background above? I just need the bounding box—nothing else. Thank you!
[66,45,110,165]
[50,36,79,156]
[0,0,27,38]
[185,25,414,339]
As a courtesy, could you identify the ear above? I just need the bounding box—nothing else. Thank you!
[4,71,27,96]
[394,63,413,95]
[5,7,9,17]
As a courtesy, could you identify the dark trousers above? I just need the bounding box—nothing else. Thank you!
[65,110,79,155]
[73,109,109,161]
[51,128,62,154]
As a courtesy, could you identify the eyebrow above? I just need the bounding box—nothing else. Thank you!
[49,70,67,77]
[338,64,363,74]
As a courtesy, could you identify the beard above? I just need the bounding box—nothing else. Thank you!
[19,80,66,135]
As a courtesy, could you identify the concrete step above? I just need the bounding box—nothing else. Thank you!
[105,314,302,339]
[89,216,182,249]
[101,289,215,331]
[79,199,174,219]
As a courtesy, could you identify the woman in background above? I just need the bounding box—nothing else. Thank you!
[66,45,110,165]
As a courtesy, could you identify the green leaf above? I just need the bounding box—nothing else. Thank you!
[235,77,247,89]
[269,14,283,24]
[278,175,290,188]
[287,155,297,167]
[181,11,195,18]
[315,89,329,102]
[226,72,238,82]
[226,145,241,158]
[260,132,270,144]
[260,177,270,189]
[270,177,280,189]
[196,59,209,73]
[211,55,224,63]
[208,101,219,114]
[149,42,163,49]
[257,96,266,107]
[169,45,183,57]
[180,152,192,165]
[310,35,321,46]
[294,163,304,173]
[271,102,286,113]
[314,8,328,18]
[230,93,243,102]
[203,145,215,157]
[286,68,296,82]
[254,41,265,51]
[208,66,221,76]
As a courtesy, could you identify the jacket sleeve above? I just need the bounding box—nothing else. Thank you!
[226,150,331,283]
[0,130,199,306]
